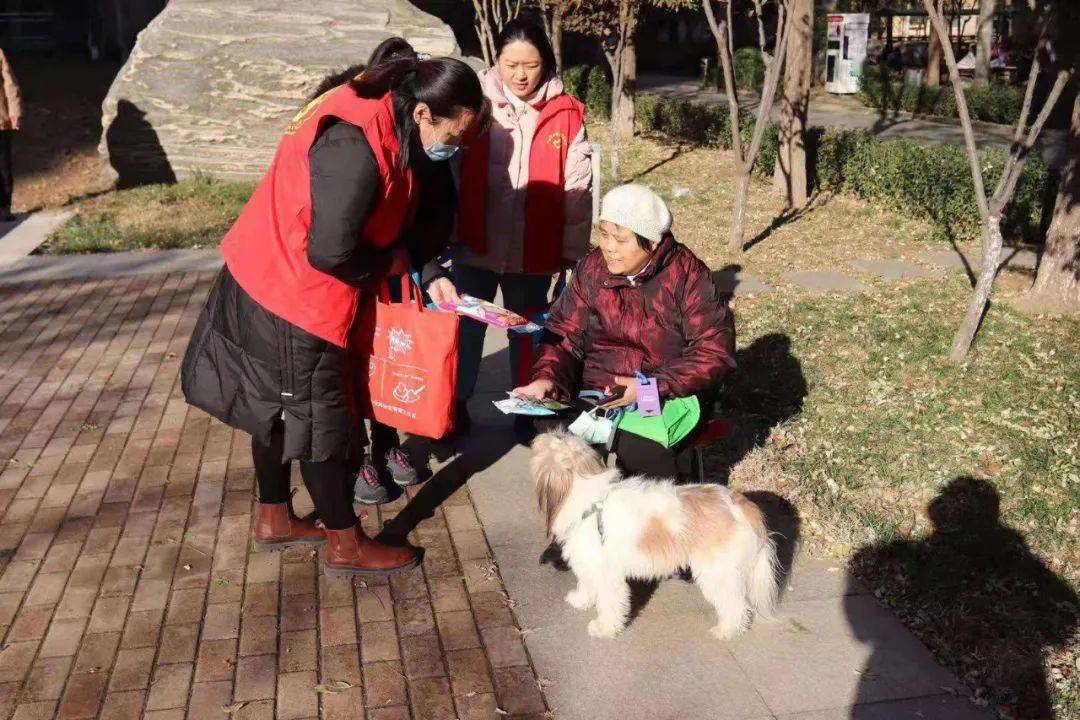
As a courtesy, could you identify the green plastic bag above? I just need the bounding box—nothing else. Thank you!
[617,396,701,448]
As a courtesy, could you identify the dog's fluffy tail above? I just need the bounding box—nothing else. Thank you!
[747,533,780,621]
[733,496,780,621]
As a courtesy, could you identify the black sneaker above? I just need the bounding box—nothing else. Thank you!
[353,463,391,505]
[385,447,421,487]
[539,540,570,572]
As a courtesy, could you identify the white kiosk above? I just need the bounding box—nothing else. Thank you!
[826,13,870,94]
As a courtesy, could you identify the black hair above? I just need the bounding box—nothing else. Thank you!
[494,18,557,83]
[306,37,417,102]
[633,233,654,251]
[368,36,417,67]
[350,57,486,168]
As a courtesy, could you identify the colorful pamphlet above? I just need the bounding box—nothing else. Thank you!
[437,295,543,334]
[492,393,571,417]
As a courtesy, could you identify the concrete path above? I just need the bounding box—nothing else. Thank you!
[0,211,74,268]
[0,244,1037,300]
[0,248,222,284]
[450,325,993,720]
[638,74,1068,170]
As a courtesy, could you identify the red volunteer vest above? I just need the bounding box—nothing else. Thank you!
[221,88,415,348]
[457,93,585,274]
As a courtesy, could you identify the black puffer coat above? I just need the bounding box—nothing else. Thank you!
[181,123,453,462]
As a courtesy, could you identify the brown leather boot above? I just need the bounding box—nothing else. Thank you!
[253,501,326,550]
[323,523,418,577]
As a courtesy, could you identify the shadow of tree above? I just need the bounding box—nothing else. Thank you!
[849,477,1078,719]
[743,191,828,251]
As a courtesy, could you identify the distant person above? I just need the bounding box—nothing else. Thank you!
[454,18,593,437]
[181,57,483,578]
[0,49,21,221]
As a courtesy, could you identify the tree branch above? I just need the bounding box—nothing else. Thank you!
[992,68,1073,213]
[745,0,792,169]
[925,0,991,221]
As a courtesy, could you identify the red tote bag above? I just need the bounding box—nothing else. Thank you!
[353,276,459,439]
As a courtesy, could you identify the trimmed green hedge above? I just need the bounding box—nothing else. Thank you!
[816,129,1050,241]
[634,93,779,178]
[564,66,1053,243]
[733,47,766,91]
[858,65,1027,126]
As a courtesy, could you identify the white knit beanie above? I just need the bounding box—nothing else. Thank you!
[598,184,672,244]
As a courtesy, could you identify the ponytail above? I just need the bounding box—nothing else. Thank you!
[350,57,484,168]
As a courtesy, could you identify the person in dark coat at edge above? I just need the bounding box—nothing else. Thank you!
[180,56,483,577]
[514,184,736,570]
[306,38,451,504]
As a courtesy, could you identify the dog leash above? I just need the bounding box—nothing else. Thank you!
[579,501,606,544]
[572,479,627,545]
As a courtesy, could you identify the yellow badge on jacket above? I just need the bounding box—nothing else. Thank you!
[546,131,568,150]
[286,91,332,135]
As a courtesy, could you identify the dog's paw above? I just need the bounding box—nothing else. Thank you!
[710,622,746,641]
[587,618,622,638]
[565,588,592,609]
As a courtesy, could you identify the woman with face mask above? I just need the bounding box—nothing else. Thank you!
[513,184,736,569]
[180,57,483,577]
[453,19,594,437]
[303,39,455,503]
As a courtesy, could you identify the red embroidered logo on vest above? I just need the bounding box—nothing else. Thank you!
[546,131,568,149]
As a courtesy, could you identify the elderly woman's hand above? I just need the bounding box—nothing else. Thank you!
[513,378,555,401]
[601,376,638,409]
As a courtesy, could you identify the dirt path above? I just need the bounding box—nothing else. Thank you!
[9,51,119,213]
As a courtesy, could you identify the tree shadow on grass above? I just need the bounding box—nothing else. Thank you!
[743,191,829,252]
[849,477,1078,719]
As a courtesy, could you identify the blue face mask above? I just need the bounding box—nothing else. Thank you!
[424,140,459,161]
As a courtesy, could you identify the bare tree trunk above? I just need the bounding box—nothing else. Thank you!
[552,3,564,74]
[925,0,1073,360]
[775,0,813,208]
[973,0,994,87]
[540,1,565,74]
[702,0,742,152]
[950,217,1004,361]
[926,0,942,86]
[614,40,636,140]
[731,170,752,251]
[1019,93,1080,312]
[729,0,792,251]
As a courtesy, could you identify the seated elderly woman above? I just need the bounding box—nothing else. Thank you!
[513,184,736,567]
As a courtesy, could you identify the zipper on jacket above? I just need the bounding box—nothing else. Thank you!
[280,322,294,409]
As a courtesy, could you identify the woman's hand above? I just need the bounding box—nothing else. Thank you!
[601,376,638,409]
[513,378,555,401]
[425,277,461,306]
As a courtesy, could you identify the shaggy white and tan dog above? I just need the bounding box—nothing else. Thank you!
[531,431,779,639]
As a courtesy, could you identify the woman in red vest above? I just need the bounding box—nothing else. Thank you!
[454,19,593,436]
[181,57,482,577]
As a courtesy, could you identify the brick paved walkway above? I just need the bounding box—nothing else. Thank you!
[0,273,548,720]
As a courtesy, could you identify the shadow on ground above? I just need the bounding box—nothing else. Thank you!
[105,100,177,188]
[849,477,1078,719]
[701,332,808,484]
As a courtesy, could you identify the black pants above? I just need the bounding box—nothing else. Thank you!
[0,131,12,215]
[252,422,358,530]
[534,417,692,480]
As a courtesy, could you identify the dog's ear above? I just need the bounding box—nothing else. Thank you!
[568,437,606,478]
[531,433,575,536]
